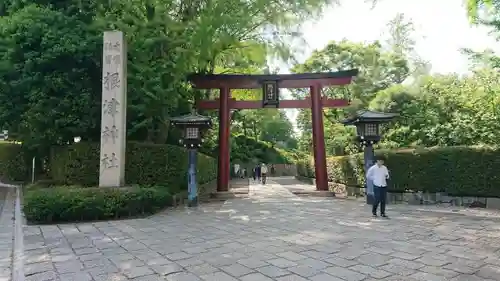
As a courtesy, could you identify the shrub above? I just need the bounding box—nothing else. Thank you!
[0,142,29,182]
[23,186,174,223]
[296,146,500,197]
[49,142,217,187]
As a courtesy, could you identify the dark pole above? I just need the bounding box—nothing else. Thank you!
[364,144,375,205]
[187,148,198,207]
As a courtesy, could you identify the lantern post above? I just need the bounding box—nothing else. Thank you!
[171,110,212,207]
[341,110,398,204]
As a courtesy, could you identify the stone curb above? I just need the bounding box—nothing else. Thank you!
[12,186,23,281]
[0,183,23,281]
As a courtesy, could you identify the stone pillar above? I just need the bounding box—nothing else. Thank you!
[99,31,127,187]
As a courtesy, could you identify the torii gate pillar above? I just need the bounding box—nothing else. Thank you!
[310,84,328,191]
[218,87,231,192]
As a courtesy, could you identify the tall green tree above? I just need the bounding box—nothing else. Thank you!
[291,40,409,154]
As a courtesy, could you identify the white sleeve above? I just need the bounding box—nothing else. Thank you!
[385,167,390,179]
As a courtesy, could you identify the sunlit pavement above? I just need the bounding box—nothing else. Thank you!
[23,178,500,281]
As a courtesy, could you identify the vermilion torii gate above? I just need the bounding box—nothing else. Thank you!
[188,69,359,192]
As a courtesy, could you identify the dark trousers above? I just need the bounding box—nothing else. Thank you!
[372,186,387,215]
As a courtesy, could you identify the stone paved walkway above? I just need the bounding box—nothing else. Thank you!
[23,178,500,281]
[0,187,16,281]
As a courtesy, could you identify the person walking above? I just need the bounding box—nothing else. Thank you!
[261,163,268,184]
[255,164,261,182]
[367,157,390,218]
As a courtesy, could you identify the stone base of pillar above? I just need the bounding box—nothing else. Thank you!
[187,196,198,207]
[291,190,335,197]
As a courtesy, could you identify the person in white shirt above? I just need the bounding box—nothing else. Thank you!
[261,163,268,184]
[366,157,390,218]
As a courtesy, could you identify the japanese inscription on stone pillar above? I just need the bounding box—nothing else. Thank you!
[99,31,127,187]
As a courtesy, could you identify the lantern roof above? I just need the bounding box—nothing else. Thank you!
[170,110,212,127]
[341,110,398,125]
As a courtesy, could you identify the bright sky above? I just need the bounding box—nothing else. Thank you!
[279,0,500,132]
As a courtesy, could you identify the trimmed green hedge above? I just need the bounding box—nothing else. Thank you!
[0,142,28,182]
[24,186,173,223]
[297,146,500,197]
[49,142,217,187]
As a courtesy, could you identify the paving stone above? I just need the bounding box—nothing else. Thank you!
[444,262,478,274]
[409,271,448,281]
[130,275,165,281]
[146,257,173,266]
[357,252,391,267]
[93,272,128,281]
[476,264,500,280]
[450,274,497,281]
[419,265,460,278]
[334,248,366,260]
[220,263,254,277]
[54,261,83,274]
[82,258,112,269]
[386,258,425,270]
[25,270,57,281]
[296,258,329,270]
[25,261,54,276]
[237,258,268,269]
[416,256,451,267]
[380,263,418,276]
[322,265,366,281]
[239,273,274,281]
[58,272,92,281]
[186,263,219,275]
[112,258,145,270]
[85,264,119,276]
[275,274,309,281]
[287,265,322,277]
[166,252,192,261]
[165,271,202,281]
[323,256,358,267]
[255,265,290,278]
[308,273,344,281]
[122,266,154,279]
[275,252,307,261]
[150,263,184,275]
[177,257,205,267]
[349,264,393,279]
[390,251,421,260]
[266,258,297,268]
[199,271,238,281]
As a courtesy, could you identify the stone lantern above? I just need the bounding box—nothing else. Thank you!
[170,110,212,207]
[341,110,398,204]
